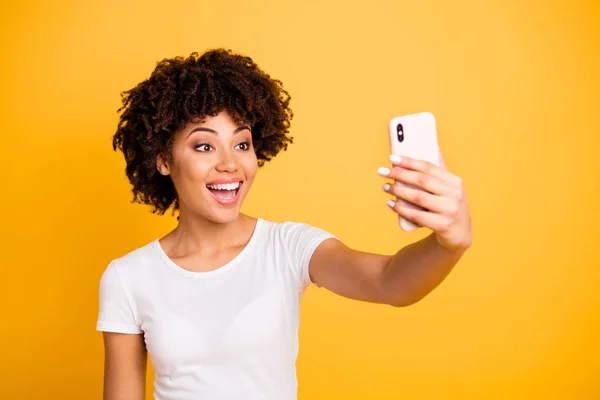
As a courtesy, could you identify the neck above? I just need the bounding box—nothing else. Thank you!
[163,210,256,257]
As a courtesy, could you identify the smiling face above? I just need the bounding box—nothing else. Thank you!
[156,110,258,224]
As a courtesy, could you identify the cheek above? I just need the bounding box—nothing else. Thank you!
[242,157,258,182]
[173,154,212,189]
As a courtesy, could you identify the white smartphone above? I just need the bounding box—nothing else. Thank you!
[388,112,441,231]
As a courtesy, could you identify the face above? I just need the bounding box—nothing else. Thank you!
[157,110,258,224]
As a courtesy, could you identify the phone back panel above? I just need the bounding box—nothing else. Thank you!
[388,112,441,231]
[389,111,440,166]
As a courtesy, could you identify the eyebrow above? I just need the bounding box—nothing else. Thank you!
[187,125,251,138]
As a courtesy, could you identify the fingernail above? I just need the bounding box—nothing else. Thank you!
[378,167,391,176]
[390,154,402,163]
[383,183,391,191]
[387,199,395,208]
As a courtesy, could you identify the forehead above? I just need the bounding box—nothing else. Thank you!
[174,110,254,145]
[188,110,248,128]
[175,112,251,142]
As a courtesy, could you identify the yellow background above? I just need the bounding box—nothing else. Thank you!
[1,0,599,398]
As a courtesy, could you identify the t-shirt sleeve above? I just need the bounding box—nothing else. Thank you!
[280,221,337,290]
[96,261,143,334]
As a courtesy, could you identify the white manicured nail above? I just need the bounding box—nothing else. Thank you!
[387,199,396,208]
[383,183,391,191]
[378,167,391,176]
[390,154,402,163]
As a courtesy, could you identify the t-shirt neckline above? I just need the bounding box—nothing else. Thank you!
[152,218,263,279]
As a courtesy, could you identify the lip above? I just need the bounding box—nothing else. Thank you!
[205,178,244,185]
[206,181,243,206]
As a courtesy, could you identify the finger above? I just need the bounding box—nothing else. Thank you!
[389,154,458,184]
[387,199,451,232]
[379,166,454,197]
[383,182,456,215]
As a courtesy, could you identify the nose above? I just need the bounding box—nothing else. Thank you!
[215,149,239,173]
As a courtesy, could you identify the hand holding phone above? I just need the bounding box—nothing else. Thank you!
[388,112,441,231]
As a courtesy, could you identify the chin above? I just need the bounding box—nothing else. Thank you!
[207,208,242,224]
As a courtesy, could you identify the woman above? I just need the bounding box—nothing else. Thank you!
[97,48,472,400]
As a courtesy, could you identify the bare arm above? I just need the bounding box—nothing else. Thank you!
[309,153,472,307]
[102,332,147,400]
[380,233,466,306]
[309,235,465,307]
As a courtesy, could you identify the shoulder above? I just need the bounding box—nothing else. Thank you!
[257,217,332,233]
[102,239,160,281]
[257,218,337,255]
[258,218,335,240]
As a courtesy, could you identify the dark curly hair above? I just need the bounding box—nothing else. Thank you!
[112,48,294,217]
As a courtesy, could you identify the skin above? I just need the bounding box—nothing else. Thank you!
[102,110,472,399]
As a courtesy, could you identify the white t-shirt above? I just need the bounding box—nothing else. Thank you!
[96,218,336,400]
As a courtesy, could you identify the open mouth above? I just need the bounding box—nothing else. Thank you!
[206,181,243,204]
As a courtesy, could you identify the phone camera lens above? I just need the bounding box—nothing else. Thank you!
[397,124,404,142]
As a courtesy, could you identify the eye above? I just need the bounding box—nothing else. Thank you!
[194,143,213,152]
[236,142,251,151]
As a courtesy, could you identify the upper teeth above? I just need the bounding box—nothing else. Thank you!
[207,182,241,190]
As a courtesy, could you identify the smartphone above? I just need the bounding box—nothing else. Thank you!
[388,112,441,231]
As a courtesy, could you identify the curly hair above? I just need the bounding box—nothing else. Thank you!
[112,48,294,217]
